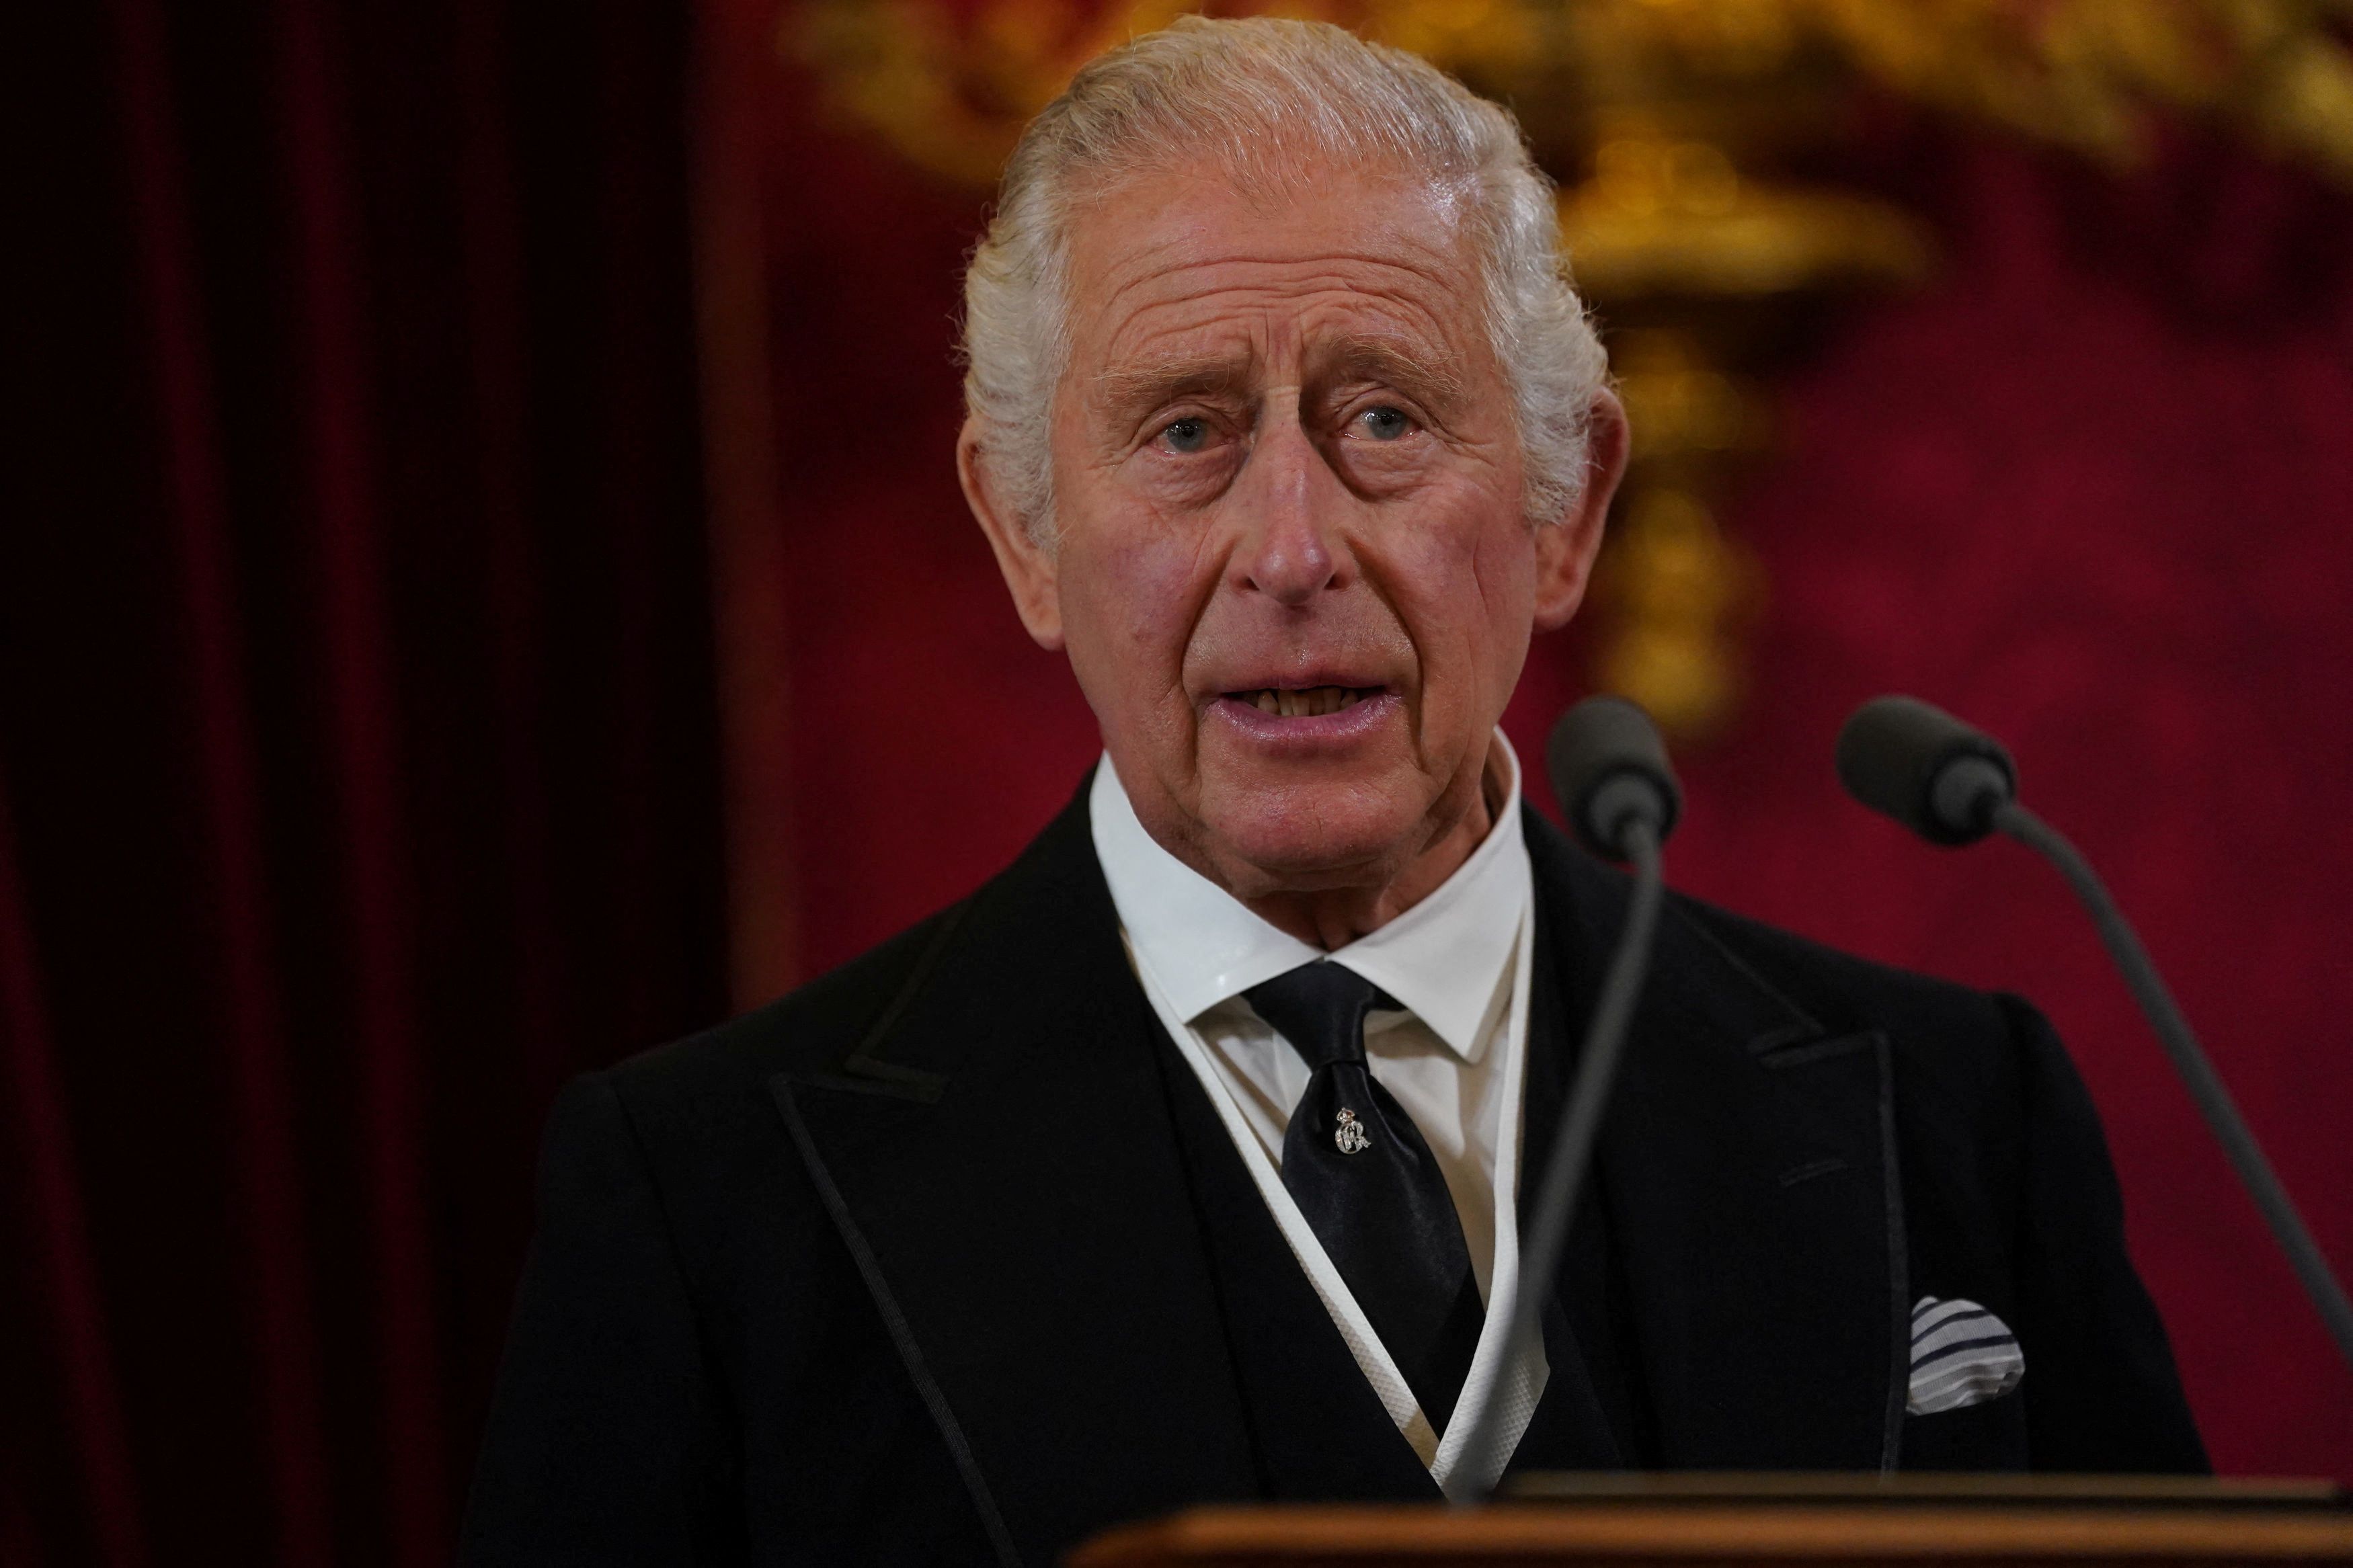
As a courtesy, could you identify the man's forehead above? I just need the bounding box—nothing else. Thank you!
[1073,164,1468,290]
[1065,167,1482,380]
[1073,157,1468,253]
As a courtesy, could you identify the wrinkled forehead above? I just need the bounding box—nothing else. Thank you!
[1058,161,1492,384]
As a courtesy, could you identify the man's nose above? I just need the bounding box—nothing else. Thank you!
[1234,417,1347,607]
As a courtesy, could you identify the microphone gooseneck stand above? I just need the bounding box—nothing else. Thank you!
[1447,816,1665,1502]
[1449,695,1681,1504]
[1837,694,2353,1383]
[1989,796,2353,1376]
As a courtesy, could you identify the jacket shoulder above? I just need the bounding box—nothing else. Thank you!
[592,780,1103,1158]
[1671,891,2009,1043]
[601,901,967,1115]
[1523,802,2018,1056]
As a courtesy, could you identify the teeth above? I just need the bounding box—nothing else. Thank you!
[1240,686,1370,717]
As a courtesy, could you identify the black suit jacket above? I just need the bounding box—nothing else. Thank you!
[461,785,2204,1567]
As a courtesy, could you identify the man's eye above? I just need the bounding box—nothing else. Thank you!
[1159,417,1211,454]
[1355,405,1414,442]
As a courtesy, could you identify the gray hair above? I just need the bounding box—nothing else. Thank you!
[959,15,1607,543]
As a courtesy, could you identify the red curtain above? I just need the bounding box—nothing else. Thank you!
[742,63,2353,1477]
[6,0,727,1562]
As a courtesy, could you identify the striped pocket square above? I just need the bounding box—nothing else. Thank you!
[1908,1296,2024,1416]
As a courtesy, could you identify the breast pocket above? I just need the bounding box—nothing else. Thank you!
[1898,1382,2029,1471]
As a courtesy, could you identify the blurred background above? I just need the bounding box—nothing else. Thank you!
[9,0,2352,1562]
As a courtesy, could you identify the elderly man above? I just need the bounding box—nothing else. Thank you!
[462,17,2202,1567]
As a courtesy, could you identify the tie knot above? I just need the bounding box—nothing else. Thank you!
[1244,960,1397,1071]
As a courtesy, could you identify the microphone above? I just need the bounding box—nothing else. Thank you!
[1837,695,2353,1378]
[1450,696,1679,1502]
[1548,693,1683,861]
[1835,695,2016,845]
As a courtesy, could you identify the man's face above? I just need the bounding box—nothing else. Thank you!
[967,162,1616,905]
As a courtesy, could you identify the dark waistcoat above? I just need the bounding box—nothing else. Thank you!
[1139,889,1652,1492]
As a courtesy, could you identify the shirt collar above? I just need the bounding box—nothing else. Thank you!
[1089,733,1532,1063]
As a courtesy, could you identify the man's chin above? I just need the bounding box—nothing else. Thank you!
[1185,797,1423,901]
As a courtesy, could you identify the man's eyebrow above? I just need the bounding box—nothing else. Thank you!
[1316,337,1468,409]
[1088,337,1470,423]
[1091,353,1256,422]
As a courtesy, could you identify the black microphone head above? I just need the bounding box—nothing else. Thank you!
[1547,696,1681,862]
[1836,695,2018,845]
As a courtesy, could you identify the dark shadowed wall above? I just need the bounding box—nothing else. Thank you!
[7,0,725,1563]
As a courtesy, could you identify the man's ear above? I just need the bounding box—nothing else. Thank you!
[1532,388,1630,632]
[958,416,1065,651]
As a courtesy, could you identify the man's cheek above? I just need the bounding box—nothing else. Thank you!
[1382,553,1484,676]
[1092,538,1217,686]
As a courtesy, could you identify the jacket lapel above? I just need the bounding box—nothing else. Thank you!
[1507,903,1632,1470]
[1523,809,1906,1471]
[773,789,1259,1567]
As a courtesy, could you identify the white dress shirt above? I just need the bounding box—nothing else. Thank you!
[1088,736,1546,1491]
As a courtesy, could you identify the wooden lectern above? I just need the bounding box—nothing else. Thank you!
[1072,1476,2353,1567]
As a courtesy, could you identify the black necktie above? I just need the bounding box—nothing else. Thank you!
[1245,960,1485,1433]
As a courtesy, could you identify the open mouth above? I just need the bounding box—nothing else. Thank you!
[1226,686,1381,718]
